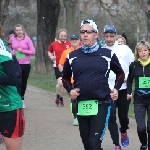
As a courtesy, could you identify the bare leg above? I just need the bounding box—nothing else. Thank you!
[56,77,65,97]
[4,136,23,150]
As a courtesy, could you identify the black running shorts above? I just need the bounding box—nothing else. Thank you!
[54,67,62,79]
[0,108,25,138]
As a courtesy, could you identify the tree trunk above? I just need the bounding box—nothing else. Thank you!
[63,0,75,35]
[35,0,60,74]
[0,0,11,25]
[147,0,150,43]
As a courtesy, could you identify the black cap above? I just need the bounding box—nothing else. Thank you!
[70,34,80,40]
[8,30,15,35]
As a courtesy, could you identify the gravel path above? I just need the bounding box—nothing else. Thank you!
[0,85,140,150]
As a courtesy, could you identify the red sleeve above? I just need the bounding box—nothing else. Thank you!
[48,42,54,53]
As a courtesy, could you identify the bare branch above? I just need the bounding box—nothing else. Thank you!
[0,0,11,25]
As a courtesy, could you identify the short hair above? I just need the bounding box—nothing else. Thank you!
[117,35,126,45]
[134,40,150,60]
[8,30,15,35]
[57,29,67,37]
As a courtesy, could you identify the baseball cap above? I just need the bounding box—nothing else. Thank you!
[70,34,80,39]
[80,19,98,32]
[103,25,117,33]
[8,30,15,35]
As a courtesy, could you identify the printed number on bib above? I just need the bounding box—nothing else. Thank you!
[139,77,150,88]
[77,100,98,116]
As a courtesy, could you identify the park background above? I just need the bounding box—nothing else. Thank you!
[1,0,149,118]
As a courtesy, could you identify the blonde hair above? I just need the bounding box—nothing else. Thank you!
[134,40,150,60]
[14,24,27,35]
[117,35,126,45]
[57,29,67,37]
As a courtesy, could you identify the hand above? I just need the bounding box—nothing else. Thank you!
[11,50,15,55]
[70,88,80,100]
[17,48,22,52]
[110,89,118,101]
[127,94,132,100]
[50,56,56,61]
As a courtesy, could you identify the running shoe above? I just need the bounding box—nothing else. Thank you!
[0,132,3,143]
[73,118,79,126]
[140,145,147,150]
[59,96,64,106]
[114,146,122,150]
[121,132,129,147]
[55,98,60,106]
[59,100,64,106]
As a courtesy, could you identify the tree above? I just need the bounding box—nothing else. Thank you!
[147,0,150,43]
[97,0,148,47]
[0,0,11,25]
[35,0,60,74]
[63,0,76,34]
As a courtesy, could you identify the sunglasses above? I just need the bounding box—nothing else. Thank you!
[137,40,149,46]
[140,40,146,44]
[71,38,79,40]
[80,30,97,34]
[136,40,150,50]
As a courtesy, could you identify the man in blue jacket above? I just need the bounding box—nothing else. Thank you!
[62,20,125,150]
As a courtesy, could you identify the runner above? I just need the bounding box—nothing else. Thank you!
[8,30,16,39]
[9,24,35,108]
[127,40,150,150]
[48,29,71,106]
[102,25,134,150]
[62,19,125,150]
[117,35,126,45]
[59,34,80,126]
[0,26,25,150]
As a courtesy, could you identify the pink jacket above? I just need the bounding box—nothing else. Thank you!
[9,36,35,64]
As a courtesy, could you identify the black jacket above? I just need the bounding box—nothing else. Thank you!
[62,47,125,101]
[127,60,150,103]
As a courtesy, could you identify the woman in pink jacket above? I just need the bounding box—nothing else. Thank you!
[9,24,35,108]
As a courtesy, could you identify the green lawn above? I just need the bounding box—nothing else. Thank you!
[28,59,56,93]
[28,59,135,118]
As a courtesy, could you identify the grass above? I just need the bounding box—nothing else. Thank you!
[28,59,135,118]
[28,59,56,93]
[128,101,134,118]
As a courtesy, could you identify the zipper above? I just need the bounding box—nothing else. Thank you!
[143,66,145,77]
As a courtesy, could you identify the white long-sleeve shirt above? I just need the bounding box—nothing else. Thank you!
[103,41,134,90]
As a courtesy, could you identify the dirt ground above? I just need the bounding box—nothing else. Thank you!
[0,85,141,150]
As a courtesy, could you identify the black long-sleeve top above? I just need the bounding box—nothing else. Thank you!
[127,60,150,104]
[0,60,17,86]
[62,47,125,101]
[127,61,150,94]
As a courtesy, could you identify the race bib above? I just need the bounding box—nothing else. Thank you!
[77,100,98,116]
[16,51,25,58]
[139,77,150,88]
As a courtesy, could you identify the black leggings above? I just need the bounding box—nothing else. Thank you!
[77,103,111,150]
[71,99,77,119]
[108,89,130,146]
[20,64,31,100]
[134,103,150,148]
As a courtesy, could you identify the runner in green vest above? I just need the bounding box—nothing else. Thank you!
[0,26,25,150]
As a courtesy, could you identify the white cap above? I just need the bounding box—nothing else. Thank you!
[80,19,98,32]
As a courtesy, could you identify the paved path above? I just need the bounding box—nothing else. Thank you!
[0,85,140,150]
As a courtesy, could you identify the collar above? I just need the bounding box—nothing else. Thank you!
[138,56,150,67]
[58,40,66,44]
[103,41,118,50]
